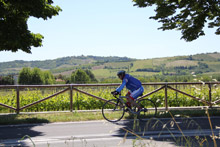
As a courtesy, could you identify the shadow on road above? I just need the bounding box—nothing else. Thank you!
[114,115,220,146]
[0,114,49,146]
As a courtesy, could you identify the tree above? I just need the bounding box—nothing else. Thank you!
[0,75,14,85]
[198,62,209,69]
[43,71,54,84]
[18,67,32,84]
[18,67,55,85]
[31,68,44,85]
[133,0,220,41]
[85,69,98,82]
[0,0,62,53]
[71,69,90,84]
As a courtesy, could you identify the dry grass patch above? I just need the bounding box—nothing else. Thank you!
[165,60,198,67]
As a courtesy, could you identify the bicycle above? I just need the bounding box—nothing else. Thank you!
[102,92,157,122]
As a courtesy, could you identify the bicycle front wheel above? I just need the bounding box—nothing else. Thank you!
[102,99,125,122]
[137,99,157,121]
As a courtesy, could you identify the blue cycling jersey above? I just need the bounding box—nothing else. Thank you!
[116,74,142,92]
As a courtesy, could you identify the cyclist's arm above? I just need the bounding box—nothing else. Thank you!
[116,79,127,92]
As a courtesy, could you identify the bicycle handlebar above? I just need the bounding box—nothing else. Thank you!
[111,91,121,98]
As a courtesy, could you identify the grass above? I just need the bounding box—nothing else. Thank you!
[0,111,103,125]
[0,109,220,125]
[157,108,220,118]
[165,60,198,68]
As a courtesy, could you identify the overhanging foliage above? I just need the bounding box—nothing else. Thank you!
[133,0,220,41]
[0,0,62,53]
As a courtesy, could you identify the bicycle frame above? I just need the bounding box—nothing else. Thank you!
[102,93,157,122]
[113,94,140,115]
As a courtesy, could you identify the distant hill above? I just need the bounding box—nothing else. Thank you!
[0,55,134,75]
[1,52,220,80]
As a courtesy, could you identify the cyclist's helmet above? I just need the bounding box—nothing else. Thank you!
[117,70,126,78]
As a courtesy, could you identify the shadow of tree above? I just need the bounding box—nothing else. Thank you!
[0,114,50,125]
[0,114,49,146]
[114,115,220,147]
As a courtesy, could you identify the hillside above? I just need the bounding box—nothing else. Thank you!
[0,56,134,75]
[1,52,220,80]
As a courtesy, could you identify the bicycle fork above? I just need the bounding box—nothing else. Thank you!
[113,99,123,111]
[114,98,141,115]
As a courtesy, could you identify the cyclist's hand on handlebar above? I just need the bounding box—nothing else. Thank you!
[111,91,119,96]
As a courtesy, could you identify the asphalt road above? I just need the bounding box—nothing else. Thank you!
[1,117,220,147]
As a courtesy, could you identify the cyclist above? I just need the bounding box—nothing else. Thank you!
[112,70,145,112]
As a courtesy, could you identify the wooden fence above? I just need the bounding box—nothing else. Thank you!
[0,82,220,114]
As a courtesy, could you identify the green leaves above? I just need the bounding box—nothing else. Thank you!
[70,69,98,84]
[0,0,62,53]
[134,0,220,41]
[18,67,55,85]
[71,69,91,84]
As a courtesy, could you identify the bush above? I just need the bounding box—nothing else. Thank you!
[0,75,14,85]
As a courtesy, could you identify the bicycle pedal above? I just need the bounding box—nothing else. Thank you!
[142,108,148,112]
[124,108,129,112]
[138,108,148,113]
[125,107,132,112]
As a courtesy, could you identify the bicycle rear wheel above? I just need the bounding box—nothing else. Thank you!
[137,99,157,121]
[102,99,125,122]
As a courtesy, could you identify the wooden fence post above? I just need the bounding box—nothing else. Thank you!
[70,85,73,112]
[16,86,20,114]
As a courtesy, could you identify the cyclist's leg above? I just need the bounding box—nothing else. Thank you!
[129,86,144,109]
[127,96,141,109]
[126,92,132,108]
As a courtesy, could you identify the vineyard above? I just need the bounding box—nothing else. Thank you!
[1,82,220,113]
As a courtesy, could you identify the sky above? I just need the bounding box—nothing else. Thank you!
[0,0,219,62]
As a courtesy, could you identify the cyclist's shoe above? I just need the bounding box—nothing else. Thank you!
[137,108,148,113]
[125,107,132,112]
[142,108,148,112]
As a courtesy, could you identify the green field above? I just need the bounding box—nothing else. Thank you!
[1,84,220,113]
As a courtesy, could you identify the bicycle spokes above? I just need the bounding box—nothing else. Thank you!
[137,99,157,121]
[102,99,125,122]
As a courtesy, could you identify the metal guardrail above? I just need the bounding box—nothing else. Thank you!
[0,82,220,114]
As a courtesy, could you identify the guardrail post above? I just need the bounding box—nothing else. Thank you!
[16,86,20,114]
[165,83,168,111]
[70,85,73,112]
[208,83,212,108]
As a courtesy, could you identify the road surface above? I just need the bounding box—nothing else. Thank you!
[1,117,220,146]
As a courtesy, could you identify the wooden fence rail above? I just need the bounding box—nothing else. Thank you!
[0,82,220,114]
